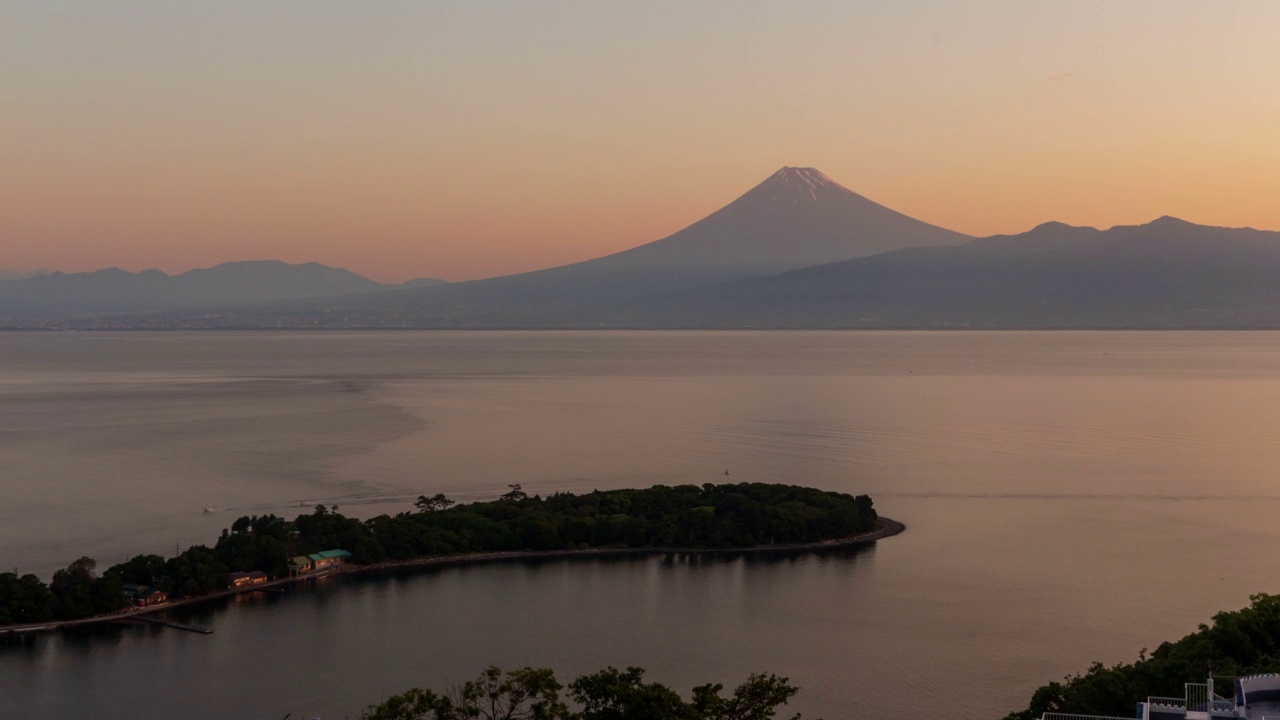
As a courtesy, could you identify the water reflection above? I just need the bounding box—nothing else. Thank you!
[10,332,1280,719]
[2,545,882,719]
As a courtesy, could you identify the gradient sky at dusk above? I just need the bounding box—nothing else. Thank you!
[4,1,1279,282]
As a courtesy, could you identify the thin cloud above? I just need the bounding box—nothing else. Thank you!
[1046,72,1075,82]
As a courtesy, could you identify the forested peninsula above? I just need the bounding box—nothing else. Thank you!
[1,482,891,630]
[1003,593,1280,719]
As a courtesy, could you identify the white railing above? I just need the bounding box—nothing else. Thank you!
[1186,683,1210,712]
[1038,682,1239,720]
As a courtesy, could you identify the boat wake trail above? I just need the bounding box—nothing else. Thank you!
[201,490,494,514]
[204,489,430,512]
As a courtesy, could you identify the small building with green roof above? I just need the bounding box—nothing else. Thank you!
[308,549,352,569]
[291,549,351,573]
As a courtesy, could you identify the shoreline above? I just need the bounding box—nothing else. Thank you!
[0,517,903,638]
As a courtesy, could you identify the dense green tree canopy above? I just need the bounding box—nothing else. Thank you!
[47,556,124,620]
[361,666,811,720]
[1005,593,1280,719]
[1,483,879,625]
[0,572,54,624]
[313,482,878,565]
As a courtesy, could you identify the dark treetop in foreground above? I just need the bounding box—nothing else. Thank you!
[0,482,877,625]
[1003,593,1280,719]
[362,665,812,720]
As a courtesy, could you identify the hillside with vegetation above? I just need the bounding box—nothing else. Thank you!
[0,482,880,626]
[1003,593,1280,719]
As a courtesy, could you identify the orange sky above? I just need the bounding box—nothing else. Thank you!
[3,2,1279,282]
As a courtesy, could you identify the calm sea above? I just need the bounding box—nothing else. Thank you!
[4,331,1280,719]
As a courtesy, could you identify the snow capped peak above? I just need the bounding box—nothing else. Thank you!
[769,167,838,188]
[758,167,846,203]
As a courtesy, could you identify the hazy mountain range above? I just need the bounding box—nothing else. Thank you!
[0,261,444,321]
[0,268,50,282]
[5,167,1280,329]
[603,216,1280,328]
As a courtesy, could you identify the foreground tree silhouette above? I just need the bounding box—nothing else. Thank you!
[361,666,812,720]
[415,494,456,513]
[361,667,565,720]
[501,484,528,502]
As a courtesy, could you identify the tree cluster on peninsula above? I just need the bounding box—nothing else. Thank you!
[0,483,878,625]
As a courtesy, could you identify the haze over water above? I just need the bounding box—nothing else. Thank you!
[5,331,1280,719]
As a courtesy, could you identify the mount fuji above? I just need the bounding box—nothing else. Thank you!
[347,167,969,325]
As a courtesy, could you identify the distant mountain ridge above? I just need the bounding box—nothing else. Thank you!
[328,166,971,325]
[607,216,1280,328]
[0,261,445,321]
[0,268,50,282]
[8,167,1280,329]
